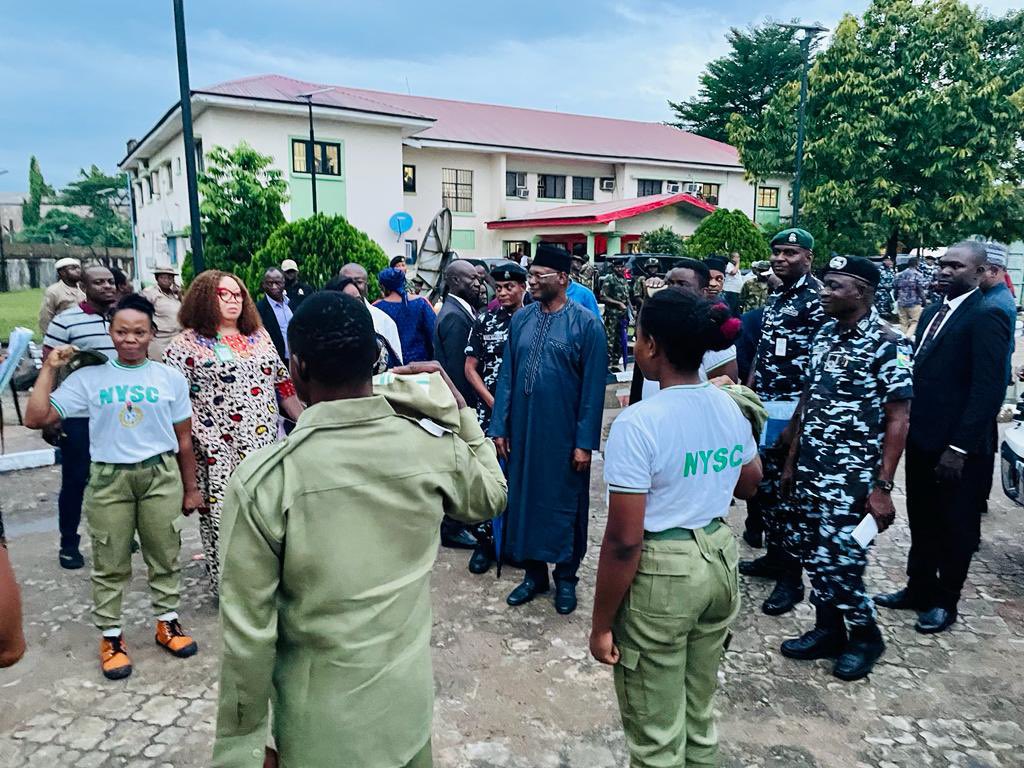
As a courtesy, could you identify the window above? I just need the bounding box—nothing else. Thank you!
[637,179,663,197]
[572,177,595,201]
[165,163,173,192]
[291,139,342,176]
[503,240,530,259]
[537,174,566,199]
[698,182,719,205]
[405,239,418,263]
[403,164,416,193]
[506,171,527,197]
[176,157,182,175]
[757,186,780,209]
[149,171,159,198]
[195,138,204,173]
[442,168,473,212]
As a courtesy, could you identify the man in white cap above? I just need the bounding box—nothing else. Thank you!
[142,265,183,360]
[281,259,313,309]
[39,257,84,335]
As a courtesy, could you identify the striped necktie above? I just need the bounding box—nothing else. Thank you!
[918,303,950,352]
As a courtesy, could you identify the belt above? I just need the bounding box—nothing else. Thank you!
[94,452,171,471]
[644,518,724,540]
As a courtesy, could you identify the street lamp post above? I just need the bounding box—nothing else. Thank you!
[173,0,204,273]
[297,88,334,216]
[0,168,8,292]
[778,22,829,227]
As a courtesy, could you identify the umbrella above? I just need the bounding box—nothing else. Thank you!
[494,457,510,578]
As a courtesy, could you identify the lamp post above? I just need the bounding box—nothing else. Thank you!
[0,168,8,292]
[297,88,334,216]
[778,22,828,227]
[173,0,204,273]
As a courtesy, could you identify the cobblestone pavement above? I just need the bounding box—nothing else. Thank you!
[1,419,1022,767]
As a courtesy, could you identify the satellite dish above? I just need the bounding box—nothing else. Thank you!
[414,208,453,301]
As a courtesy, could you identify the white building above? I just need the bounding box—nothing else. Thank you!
[120,74,793,282]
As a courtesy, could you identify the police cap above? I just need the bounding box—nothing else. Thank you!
[770,228,814,250]
[489,261,528,283]
[825,255,881,288]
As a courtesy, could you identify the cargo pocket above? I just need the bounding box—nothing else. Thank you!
[718,541,741,619]
[87,525,110,559]
[171,515,187,547]
[630,549,691,617]
[614,643,647,717]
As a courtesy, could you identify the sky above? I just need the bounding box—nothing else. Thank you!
[0,0,1019,193]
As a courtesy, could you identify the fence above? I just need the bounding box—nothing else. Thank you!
[0,242,134,291]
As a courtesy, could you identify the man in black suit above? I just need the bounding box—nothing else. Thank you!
[256,267,291,365]
[876,241,1012,634]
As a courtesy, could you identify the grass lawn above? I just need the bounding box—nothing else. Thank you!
[0,288,44,341]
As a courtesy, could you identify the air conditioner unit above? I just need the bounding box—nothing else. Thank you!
[516,187,529,198]
[666,181,682,194]
[600,177,615,192]
[683,182,701,195]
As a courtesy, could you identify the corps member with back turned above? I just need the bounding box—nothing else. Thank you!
[592,289,763,768]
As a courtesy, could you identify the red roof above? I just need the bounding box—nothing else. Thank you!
[197,74,742,168]
[487,192,715,229]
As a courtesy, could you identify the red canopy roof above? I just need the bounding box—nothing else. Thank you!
[486,192,715,230]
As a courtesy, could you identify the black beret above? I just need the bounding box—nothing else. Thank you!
[825,255,880,288]
[533,243,572,273]
[490,261,528,283]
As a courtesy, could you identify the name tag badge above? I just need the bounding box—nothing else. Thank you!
[774,337,787,357]
[213,343,235,363]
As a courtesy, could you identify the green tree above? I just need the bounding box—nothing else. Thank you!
[727,81,799,202]
[669,22,805,143]
[198,142,288,272]
[23,156,54,228]
[638,226,686,257]
[249,214,388,299]
[685,209,771,267]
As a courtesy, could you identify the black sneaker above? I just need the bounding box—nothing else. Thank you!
[59,548,85,570]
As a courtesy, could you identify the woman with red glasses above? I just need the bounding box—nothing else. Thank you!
[163,271,303,593]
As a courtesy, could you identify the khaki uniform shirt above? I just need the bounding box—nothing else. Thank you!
[38,281,85,336]
[142,286,182,361]
[213,373,507,768]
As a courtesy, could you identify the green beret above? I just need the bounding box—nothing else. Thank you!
[770,228,814,250]
[825,255,880,288]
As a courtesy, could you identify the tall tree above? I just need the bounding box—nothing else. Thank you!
[668,22,805,143]
[23,156,54,228]
[20,165,131,251]
[685,209,771,266]
[197,142,288,272]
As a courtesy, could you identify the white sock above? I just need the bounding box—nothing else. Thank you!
[102,628,122,638]
[156,611,178,622]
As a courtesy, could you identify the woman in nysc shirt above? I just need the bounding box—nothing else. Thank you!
[591,288,763,768]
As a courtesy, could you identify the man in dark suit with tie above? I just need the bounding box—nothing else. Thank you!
[876,241,1012,634]
[256,267,291,365]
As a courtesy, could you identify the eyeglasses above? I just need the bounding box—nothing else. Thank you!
[527,271,560,282]
[216,288,244,303]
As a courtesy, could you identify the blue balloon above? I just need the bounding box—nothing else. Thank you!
[389,211,413,235]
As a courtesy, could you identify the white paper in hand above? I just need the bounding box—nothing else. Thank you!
[852,514,879,549]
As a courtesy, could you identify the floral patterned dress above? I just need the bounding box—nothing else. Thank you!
[163,327,294,591]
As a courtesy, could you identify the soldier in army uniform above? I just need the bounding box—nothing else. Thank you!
[630,257,663,311]
[740,228,827,616]
[601,260,630,372]
[463,262,527,575]
[779,256,912,681]
[739,261,773,313]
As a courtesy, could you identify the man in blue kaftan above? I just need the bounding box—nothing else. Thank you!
[490,244,607,615]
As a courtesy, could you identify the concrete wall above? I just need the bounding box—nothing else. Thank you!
[1,243,133,291]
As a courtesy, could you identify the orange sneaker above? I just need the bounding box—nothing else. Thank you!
[99,635,133,680]
[155,618,198,658]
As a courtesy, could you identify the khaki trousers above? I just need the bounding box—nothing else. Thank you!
[898,304,923,337]
[613,521,740,768]
[84,453,185,630]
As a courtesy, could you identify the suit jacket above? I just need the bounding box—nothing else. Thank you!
[256,298,288,364]
[433,296,478,407]
[909,290,1011,455]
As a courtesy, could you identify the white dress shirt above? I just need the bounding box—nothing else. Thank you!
[919,288,976,342]
[449,294,477,320]
[267,296,293,359]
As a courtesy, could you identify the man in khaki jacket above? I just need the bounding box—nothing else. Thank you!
[38,257,85,335]
[213,292,507,768]
[141,265,182,360]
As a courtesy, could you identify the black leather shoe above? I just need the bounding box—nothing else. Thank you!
[59,548,85,570]
[554,582,577,615]
[506,577,549,607]
[874,588,924,611]
[467,546,493,575]
[762,581,804,615]
[915,606,957,634]
[441,529,478,550]
[781,626,847,660]
[739,555,784,579]
[834,625,885,681]
[742,529,764,549]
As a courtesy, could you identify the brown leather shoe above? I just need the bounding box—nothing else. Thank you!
[100,635,133,680]
[155,619,198,658]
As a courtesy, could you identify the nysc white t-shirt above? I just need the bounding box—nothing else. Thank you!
[605,382,758,531]
[50,359,192,463]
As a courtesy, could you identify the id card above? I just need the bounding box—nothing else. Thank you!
[774,337,787,357]
[213,342,235,363]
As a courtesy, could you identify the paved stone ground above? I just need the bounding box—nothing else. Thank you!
[1,415,1023,767]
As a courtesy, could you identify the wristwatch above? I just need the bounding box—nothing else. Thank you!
[874,479,894,493]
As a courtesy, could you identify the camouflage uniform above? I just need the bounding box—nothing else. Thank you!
[751,274,827,559]
[577,262,598,294]
[874,265,896,319]
[630,273,658,310]
[465,306,517,433]
[794,307,914,625]
[918,260,942,305]
[602,273,630,370]
[740,278,770,314]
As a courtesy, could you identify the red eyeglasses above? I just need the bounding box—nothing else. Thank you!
[216,288,244,303]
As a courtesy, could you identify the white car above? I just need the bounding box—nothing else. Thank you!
[1000,411,1024,506]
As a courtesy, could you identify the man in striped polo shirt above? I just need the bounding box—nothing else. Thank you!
[43,266,118,569]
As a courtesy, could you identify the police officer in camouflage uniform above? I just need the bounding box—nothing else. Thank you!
[601,261,630,372]
[779,256,912,681]
[740,228,827,615]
